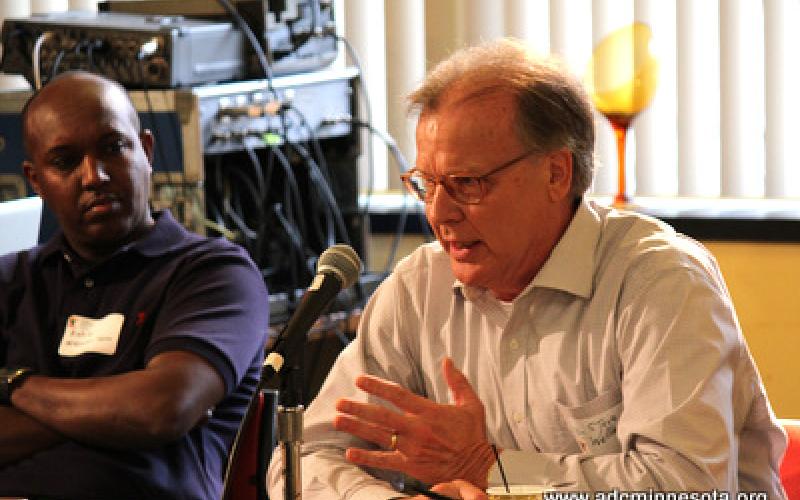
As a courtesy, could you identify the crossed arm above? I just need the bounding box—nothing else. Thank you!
[0,350,224,467]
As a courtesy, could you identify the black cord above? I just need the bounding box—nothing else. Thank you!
[285,105,333,184]
[321,117,432,272]
[50,48,66,81]
[291,142,351,246]
[215,0,277,97]
[243,142,268,260]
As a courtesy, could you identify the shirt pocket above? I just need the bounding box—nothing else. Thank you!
[555,388,622,455]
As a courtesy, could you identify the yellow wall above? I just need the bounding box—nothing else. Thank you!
[704,241,800,418]
[368,235,800,418]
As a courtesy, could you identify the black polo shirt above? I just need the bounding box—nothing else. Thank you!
[0,210,269,500]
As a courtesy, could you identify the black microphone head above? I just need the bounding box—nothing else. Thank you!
[317,244,362,289]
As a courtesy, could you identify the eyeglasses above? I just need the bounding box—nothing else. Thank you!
[400,150,537,205]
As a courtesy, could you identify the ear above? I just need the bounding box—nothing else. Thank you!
[140,129,155,165]
[545,147,573,202]
[22,160,42,196]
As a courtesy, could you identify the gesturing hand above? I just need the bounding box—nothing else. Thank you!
[332,357,495,488]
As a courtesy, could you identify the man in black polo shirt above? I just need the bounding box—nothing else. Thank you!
[0,71,269,499]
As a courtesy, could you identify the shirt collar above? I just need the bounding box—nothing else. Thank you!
[38,209,190,264]
[453,199,602,302]
[529,199,601,299]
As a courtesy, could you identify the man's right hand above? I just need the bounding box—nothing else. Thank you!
[334,357,496,488]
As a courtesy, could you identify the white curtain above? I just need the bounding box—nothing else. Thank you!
[338,0,800,201]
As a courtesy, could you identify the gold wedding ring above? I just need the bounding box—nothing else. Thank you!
[389,431,399,451]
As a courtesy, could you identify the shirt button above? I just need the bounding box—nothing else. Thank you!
[513,412,524,424]
[84,278,94,288]
[63,253,72,263]
[509,338,519,350]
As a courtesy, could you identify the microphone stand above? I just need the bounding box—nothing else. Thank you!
[257,244,363,500]
[275,349,306,500]
[277,403,304,500]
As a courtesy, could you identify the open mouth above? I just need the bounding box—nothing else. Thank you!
[450,240,478,250]
[445,239,482,260]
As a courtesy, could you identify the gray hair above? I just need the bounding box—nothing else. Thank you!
[408,38,595,199]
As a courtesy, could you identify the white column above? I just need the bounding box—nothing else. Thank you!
[464,0,504,46]
[548,0,571,64]
[676,0,720,197]
[719,0,764,197]
[0,0,29,19]
[553,0,597,194]
[633,0,677,196]
[764,0,798,197]
[343,0,388,192]
[385,0,425,188]
[504,0,550,54]
[30,0,67,13]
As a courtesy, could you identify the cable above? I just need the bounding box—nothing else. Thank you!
[284,105,333,184]
[32,31,55,89]
[243,142,268,259]
[215,0,277,98]
[291,142,350,247]
[319,116,432,272]
[49,48,66,81]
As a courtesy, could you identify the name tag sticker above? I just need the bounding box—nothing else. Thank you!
[59,313,125,357]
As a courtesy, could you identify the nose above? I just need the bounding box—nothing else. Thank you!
[425,181,463,226]
[80,155,110,188]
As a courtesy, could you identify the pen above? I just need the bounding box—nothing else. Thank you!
[393,476,456,500]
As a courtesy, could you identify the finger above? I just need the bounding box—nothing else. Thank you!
[344,447,404,469]
[438,479,488,500]
[442,357,481,408]
[335,398,412,434]
[430,482,462,496]
[346,442,454,473]
[333,413,395,449]
[354,374,435,414]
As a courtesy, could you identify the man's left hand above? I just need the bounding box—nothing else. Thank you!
[333,357,495,488]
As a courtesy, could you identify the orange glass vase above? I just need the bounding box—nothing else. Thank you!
[585,22,659,207]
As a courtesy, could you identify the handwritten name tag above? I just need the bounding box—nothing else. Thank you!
[59,313,124,357]
[573,408,620,454]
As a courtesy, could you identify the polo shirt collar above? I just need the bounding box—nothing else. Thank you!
[38,209,189,264]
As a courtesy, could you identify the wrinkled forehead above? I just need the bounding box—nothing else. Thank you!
[417,89,518,144]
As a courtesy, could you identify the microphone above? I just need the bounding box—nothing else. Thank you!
[262,244,362,380]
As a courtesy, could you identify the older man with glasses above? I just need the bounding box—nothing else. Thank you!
[267,38,786,500]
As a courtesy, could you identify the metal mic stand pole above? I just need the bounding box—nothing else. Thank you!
[275,352,306,500]
[277,403,304,500]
